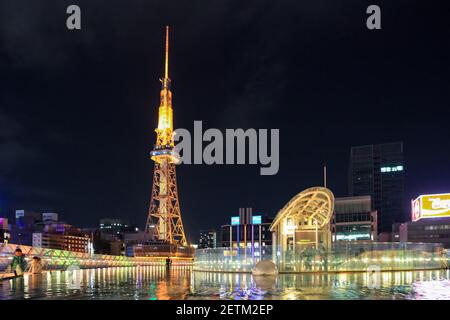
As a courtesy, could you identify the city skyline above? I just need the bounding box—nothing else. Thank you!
[1,0,450,304]
[1,0,450,244]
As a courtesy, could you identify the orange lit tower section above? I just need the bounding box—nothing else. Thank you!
[145,26,187,246]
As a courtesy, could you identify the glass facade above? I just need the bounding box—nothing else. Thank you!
[194,246,274,272]
[334,212,373,223]
[194,243,447,273]
[335,225,372,241]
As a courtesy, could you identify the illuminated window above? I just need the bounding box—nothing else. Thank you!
[381,165,403,173]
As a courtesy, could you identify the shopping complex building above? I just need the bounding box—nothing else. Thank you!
[398,193,450,248]
[220,208,273,252]
[194,187,449,273]
[270,187,334,252]
[331,196,378,242]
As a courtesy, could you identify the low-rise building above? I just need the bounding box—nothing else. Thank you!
[398,193,450,248]
[14,210,41,229]
[399,218,450,248]
[42,212,59,224]
[0,218,10,244]
[331,196,378,242]
[10,210,42,245]
[92,218,138,255]
[32,223,92,253]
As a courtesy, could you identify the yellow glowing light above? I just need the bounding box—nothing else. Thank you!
[155,26,175,147]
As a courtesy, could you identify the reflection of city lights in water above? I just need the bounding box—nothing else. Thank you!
[409,280,450,300]
[1,267,450,300]
[56,270,61,285]
[46,271,52,287]
[23,274,29,292]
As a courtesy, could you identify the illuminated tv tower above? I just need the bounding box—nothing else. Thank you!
[145,26,187,246]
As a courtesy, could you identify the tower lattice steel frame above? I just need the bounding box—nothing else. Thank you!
[145,26,187,246]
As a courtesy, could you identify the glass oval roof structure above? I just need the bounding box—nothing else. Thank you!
[270,187,335,231]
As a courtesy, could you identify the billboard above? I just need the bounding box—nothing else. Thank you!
[412,193,450,221]
[252,215,262,225]
[231,216,240,226]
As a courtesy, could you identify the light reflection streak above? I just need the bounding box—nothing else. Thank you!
[2,266,450,300]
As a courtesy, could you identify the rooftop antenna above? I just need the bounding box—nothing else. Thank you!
[323,163,327,188]
[160,26,171,90]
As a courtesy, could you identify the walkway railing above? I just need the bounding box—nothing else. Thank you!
[0,243,192,273]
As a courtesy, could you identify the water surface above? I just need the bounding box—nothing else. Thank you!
[1,266,450,300]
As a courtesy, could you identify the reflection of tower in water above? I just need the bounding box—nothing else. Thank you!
[154,265,191,300]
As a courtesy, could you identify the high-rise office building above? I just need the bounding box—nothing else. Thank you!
[349,142,404,233]
[99,218,133,239]
[199,229,217,249]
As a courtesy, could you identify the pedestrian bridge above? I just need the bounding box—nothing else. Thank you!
[0,243,193,274]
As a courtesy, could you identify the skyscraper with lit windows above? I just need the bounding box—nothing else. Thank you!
[199,229,217,249]
[349,142,404,233]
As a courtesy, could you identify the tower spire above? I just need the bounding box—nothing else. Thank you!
[165,25,169,80]
[161,26,171,90]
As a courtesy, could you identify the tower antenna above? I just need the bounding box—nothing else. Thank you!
[165,26,169,80]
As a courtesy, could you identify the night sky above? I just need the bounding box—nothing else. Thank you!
[1,0,449,243]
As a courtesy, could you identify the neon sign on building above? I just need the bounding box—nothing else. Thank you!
[412,193,450,221]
